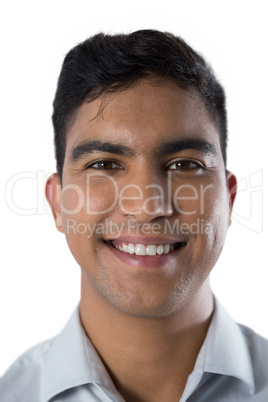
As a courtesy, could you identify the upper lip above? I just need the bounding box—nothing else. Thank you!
[104,236,188,245]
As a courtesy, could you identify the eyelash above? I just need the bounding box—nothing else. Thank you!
[86,160,122,170]
[167,160,204,171]
[85,159,204,171]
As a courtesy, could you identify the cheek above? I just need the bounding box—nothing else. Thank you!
[61,178,119,221]
[198,179,230,250]
[60,179,120,261]
[86,178,119,215]
[174,177,228,212]
[61,185,85,216]
[173,178,230,243]
[172,181,217,218]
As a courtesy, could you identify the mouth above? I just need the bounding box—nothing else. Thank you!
[106,240,187,257]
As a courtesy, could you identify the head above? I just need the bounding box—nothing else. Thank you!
[47,30,236,319]
[52,29,227,181]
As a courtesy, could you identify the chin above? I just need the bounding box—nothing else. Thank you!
[98,283,195,320]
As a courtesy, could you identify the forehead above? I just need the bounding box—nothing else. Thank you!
[65,77,221,158]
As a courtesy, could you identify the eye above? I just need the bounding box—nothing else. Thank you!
[86,160,122,170]
[167,160,204,171]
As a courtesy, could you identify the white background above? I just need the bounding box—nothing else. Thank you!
[0,0,267,375]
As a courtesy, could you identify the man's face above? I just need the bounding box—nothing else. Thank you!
[48,77,236,319]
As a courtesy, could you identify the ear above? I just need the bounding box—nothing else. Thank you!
[226,170,237,227]
[45,173,64,233]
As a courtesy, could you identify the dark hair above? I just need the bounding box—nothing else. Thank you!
[52,29,227,180]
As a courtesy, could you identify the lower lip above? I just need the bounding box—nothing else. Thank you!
[105,242,186,269]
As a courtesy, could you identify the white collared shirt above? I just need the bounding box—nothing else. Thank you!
[1,298,268,401]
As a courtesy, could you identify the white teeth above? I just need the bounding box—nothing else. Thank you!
[164,244,170,254]
[146,245,157,256]
[127,243,135,254]
[122,243,129,253]
[136,244,146,256]
[113,242,176,256]
[156,245,164,255]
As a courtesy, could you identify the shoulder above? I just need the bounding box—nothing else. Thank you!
[238,323,268,393]
[0,338,54,402]
[239,323,268,357]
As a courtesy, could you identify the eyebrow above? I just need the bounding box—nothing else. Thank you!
[70,138,217,162]
[70,140,136,162]
[158,139,217,156]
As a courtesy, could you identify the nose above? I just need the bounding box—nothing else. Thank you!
[118,168,174,223]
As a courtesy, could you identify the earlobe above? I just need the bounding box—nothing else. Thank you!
[226,170,237,227]
[45,173,64,233]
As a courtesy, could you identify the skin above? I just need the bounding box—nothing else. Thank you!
[46,77,237,401]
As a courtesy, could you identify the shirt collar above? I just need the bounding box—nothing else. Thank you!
[202,298,255,394]
[40,305,123,402]
[41,299,256,401]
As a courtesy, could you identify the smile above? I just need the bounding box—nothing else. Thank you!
[108,240,185,256]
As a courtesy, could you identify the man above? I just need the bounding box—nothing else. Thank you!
[1,29,267,401]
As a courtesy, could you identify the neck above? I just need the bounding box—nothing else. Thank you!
[80,274,214,401]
